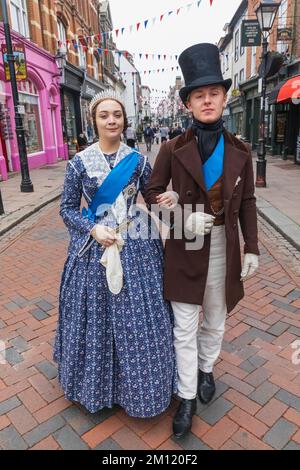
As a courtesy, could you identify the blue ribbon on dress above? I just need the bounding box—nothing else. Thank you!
[202,134,224,191]
[82,150,140,222]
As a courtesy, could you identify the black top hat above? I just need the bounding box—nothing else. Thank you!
[178,43,232,105]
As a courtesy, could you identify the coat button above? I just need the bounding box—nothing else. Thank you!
[186,190,192,197]
[233,209,239,214]
[233,223,237,229]
[232,193,238,199]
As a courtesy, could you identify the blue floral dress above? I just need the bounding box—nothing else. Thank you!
[53,142,176,418]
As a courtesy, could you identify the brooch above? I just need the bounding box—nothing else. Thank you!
[123,183,137,200]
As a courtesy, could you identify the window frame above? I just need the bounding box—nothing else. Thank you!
[234,29,239,62]
[9,0,29,37]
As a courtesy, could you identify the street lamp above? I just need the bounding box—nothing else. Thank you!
[55,46,67,83]
[1,0,33,192]
[255,0,281,188]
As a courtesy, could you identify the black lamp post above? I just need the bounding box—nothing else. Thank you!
[1,0,33,192]
[0,188,4,215]
[255,0,281,188]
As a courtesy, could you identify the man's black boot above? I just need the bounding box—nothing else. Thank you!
[197,370,216,404]
[173,398,197,438]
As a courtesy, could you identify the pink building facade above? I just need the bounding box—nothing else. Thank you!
[0,26,67,181]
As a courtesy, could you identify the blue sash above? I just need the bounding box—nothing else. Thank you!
[82,151,140,222]
[202,134,224,191]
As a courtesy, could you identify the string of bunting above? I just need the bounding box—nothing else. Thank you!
[57,38,180,62]
[57,0,215,50]
[120,67,180,76]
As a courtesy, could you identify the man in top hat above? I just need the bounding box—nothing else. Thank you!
[145,43,259,438]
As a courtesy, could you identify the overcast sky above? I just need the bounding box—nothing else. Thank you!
[109,0,242,102]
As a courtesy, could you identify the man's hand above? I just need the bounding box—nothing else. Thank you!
[91,225,117,248]
[185,212,215,236]
[241,253,259,280]
[156,191,179,209]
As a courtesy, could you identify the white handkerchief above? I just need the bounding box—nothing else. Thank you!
[100,234,125,295]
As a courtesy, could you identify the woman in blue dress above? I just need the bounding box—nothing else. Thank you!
[53,91,176,418]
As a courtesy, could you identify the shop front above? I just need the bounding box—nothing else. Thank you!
[60,63,84,158]
[81,77,105,144]
[0,26,65,181]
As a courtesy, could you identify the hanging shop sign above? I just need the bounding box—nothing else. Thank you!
[241,20,261,47]
[277,28,293,42]
[1,43,28,82]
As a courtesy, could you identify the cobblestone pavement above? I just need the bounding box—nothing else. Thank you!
[0,198,300,450]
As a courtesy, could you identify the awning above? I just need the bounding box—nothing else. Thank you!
[268,75,300,105]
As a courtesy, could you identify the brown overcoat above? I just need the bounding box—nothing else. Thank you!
[145,129,259,313]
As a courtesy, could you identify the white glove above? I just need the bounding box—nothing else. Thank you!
[156,191,179,209]
[185,212,215,236]
[91,224,116,247]
[100,234,125,294]
[241,253,259,280]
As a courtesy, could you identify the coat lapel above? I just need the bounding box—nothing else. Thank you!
[173,130,206,193]
[223,130,249,201]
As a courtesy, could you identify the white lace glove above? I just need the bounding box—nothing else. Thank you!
[241,253,259,280]
[156,191,179,209]
[185,212,215,236]
[100,234,125,294]
[91,225,116,248]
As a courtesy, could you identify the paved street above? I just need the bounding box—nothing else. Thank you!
[0,143,299,450]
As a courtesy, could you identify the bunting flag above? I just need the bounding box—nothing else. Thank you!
[56,0,214,46]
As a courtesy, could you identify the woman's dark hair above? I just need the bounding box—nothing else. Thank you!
[92,99,128,137]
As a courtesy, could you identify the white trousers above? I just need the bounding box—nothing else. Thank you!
[171,225,227,399]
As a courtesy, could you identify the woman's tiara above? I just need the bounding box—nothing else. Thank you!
[89,90,124,114]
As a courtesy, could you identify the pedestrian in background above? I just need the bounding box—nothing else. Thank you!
[125,122,137,148]
[144,124,154,151]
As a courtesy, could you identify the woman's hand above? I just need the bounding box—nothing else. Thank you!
[156,191,179,209]
[92,225,117,248]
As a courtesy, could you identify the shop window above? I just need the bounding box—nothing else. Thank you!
[17,80,43,154]
[63,92,77,147]
[9,0,29,37]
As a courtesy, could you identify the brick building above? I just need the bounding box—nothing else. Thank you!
[242,0,300,159]
[54,0,106,152]
[219,0,299,159]
[0,0,66,180]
